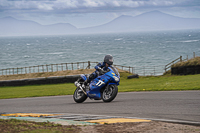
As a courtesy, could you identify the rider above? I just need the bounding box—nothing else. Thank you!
[84,54,114,85]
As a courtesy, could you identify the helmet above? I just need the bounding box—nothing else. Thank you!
[104,54,113,65]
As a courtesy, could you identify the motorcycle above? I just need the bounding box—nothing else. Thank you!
[73,66,120,103]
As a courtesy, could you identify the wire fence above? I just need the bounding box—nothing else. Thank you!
[114,65,165,76]
[1,52,199,77]
[0,61,98,76]
[0,61,166,76]
[165,52,199,72]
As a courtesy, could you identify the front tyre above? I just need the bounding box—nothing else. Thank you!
[102,85,118,102]
[73,87,87,103]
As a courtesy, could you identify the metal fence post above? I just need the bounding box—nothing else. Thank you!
[42,65,44,72]
[46,65,48,72]
[66,63,68,70]
[87,61,91,69]
[51,64,53,72]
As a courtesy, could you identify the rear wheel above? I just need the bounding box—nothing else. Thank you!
[73,87,87,103]
[102,85,118,102]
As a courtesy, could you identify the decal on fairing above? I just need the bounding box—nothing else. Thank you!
[88,93,96,97]
[96,80,105,86]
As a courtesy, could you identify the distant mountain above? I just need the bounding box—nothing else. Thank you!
[1,11,200,36]
[0,17,77,36]
[81,10,200,33]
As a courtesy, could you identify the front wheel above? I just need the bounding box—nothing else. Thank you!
[73,87,87,103]
[102,85,118,102]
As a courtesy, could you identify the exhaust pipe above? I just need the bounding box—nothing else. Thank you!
[74,81,87,95]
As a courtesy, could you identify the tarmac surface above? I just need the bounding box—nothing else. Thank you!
[0,91,200,125]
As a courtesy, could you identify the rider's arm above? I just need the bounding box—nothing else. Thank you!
[94,62,105,70]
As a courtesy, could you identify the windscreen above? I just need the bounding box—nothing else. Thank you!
[109,66,120,76]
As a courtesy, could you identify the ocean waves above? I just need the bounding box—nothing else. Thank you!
[0,29,200,69]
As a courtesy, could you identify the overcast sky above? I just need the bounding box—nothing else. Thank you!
[0,0,200,28]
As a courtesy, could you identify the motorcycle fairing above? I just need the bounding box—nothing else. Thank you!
[79,66,120,99]
[80,74,88,81]
[88,74,110,99]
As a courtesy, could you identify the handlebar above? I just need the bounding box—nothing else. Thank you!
[97,66,107,74]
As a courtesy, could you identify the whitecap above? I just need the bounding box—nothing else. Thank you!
[115,38,123,40]
[126,47,132,50]
[39,52,64,55]
[97,53,104,55]
[26,43,31,45]
[49,52,64,55]
[180,40,199,43]
[165,41,173,43]
[24,55,30,58]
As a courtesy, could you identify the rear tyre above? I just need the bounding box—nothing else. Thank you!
[102,85,118,102]
[73,87,87,103]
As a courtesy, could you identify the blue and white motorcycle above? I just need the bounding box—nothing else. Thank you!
[73,66,120,103]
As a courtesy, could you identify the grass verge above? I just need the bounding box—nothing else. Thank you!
[0,118,80,133]
[0,72,200,99]
[172,56,200,67]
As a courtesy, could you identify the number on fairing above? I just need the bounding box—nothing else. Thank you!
[96,80,105,86]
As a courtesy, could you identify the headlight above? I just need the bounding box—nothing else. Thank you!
[113,76,119,82]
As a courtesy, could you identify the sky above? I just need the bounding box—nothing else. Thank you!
[0,0,200,28]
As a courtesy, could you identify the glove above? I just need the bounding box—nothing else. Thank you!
[99,69,106,75]
[89,73,95,79]
[94,66,99,70]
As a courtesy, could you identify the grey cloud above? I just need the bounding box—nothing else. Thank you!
[0,0,199,14]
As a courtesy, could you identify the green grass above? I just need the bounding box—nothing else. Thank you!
[0,119,79,133]
[0,72,200,99]
[172,56,200,67]
[119,74,200,92]
[0,83,75,99]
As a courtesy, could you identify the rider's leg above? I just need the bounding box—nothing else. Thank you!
[84,71,98,85]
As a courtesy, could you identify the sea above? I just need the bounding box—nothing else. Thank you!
[0,29,200,70]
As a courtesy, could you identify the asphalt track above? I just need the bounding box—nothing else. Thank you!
[0,91,200,123]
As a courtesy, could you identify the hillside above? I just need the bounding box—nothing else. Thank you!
[0,17,77,36]
[81,10,200,33]
[1,11,200,36]
[172,56,200,67]
[171,56,200,75]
